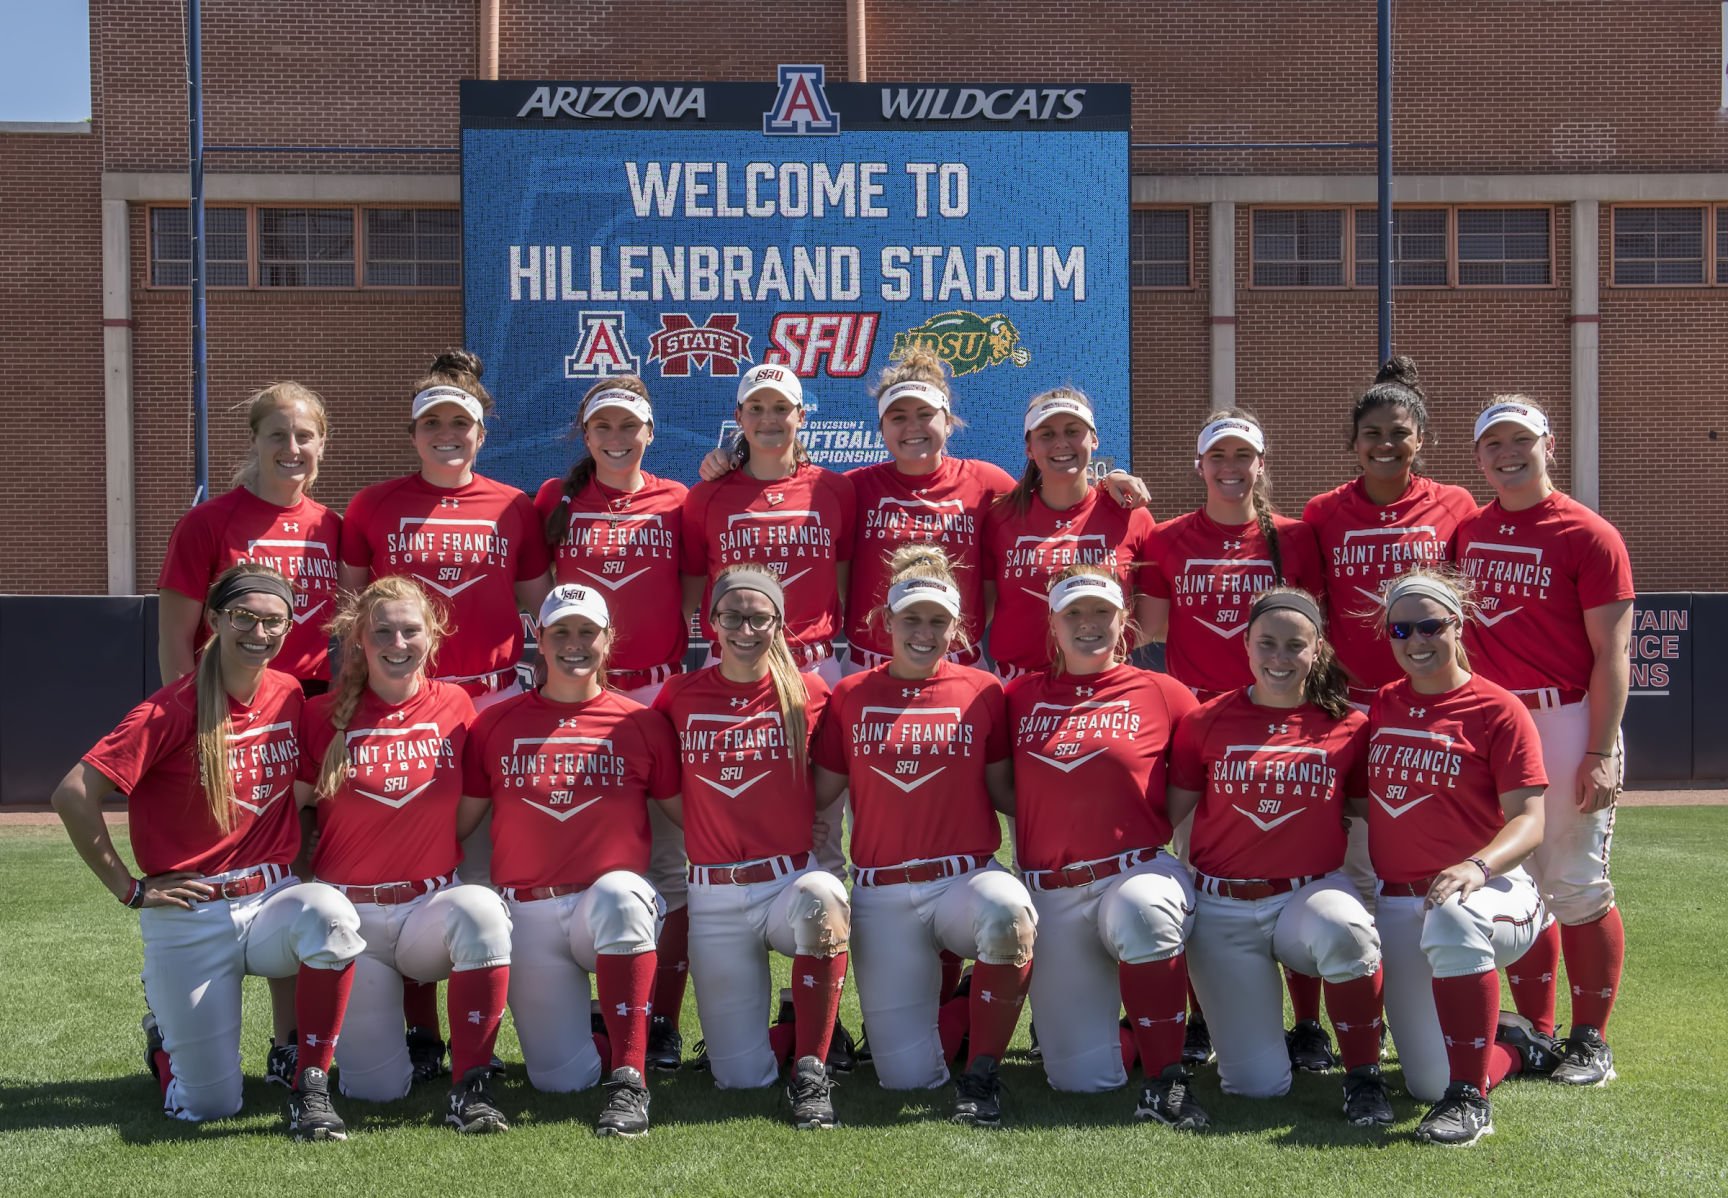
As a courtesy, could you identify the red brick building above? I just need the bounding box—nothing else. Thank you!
[3,0,1724,596]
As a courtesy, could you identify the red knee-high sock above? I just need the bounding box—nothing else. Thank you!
[1508,919,1561,1037]
[294,962,355,1084]
[596,950,657,1077]
[651,905,691,1025]
[791,952,847,1062]
[446,966,509,1079]
[1322,964,1384,1071]
[154,1049,173,1098]
[592,1032,613,1073]
[1561,906,1626,1035]
[769,1022,797,1067]
[939,949,965,998]
[938,991,970,1062]
[1431,969,1500,1093]
[1285,966,1323,1025]
[1187,977,1205,1022]
[402,978,441,1034]
[1120,956,1189,1076]
[968,961,1033,1065]
[1486,1043,1521,1090]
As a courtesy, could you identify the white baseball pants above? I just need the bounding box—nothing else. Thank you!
[1527,699,1618,924]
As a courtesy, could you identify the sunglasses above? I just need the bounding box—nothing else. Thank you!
[1388,616,1459,640]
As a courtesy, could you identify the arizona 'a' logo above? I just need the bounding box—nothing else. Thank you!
[648,313,752,377]
[889,310,1030,377]
[565,311,639,378]
[763,64,840,136]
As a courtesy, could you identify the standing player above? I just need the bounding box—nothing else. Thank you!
[297,577,516,1132]
[1366,570,1551,1145]
[52,564,362,1139]
[813,546,1036,1127]
[461,584,677,1137]
[535,375,692,1074]
[1168,588,1390,1126]
[1007,566,1206,1126]
[651,567,852,1130]
[1456,396,1634,1085]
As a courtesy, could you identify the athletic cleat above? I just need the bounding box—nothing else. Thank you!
[265,1030,298,1090]
[595,1066,650,1138]
[1342,1063,1395,1127]
[1495,1012,1562,1077]
[827,1020,860,1075]
[287,1066,347,1141]
[406,1025,449,1085]
[1286,1019,1340,1072]
[1182,1015,1216,1068]
[646,1014,683,1072]
[1415,1081,1492,1146]
[142,1011,164,1081]
[690,1038,711,1072]
[1551,1027,1616,1087]
[853,1027,872,1065]
[1136,1063,1211,1130]
[787,1055,838,1130]
[446,1066,510,1134]
[952,1055,1003,1127]
[1027,1022,1042,1062]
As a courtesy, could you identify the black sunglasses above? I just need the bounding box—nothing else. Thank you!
[1388,616,1459,640]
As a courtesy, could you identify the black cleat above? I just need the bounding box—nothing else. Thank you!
[787,1055,838,1130]
[827,1020,860,1075]
[406,1025,449,1085]
[1342,1063,1395,1127]
[265,1029,298,1090]
[446,1065,510,1133]
[1181,1014,1216,1068]
[1415,1081,1492,1146]
[1551,1026,1616,1087]
[1286,1019,1340,1073]
[952,1054,1003,1127]
[645,1014,683,1072]
[142,1012,164,1081]
[287,1066,347,1142]
[595,1066,650,1138]
[1496,1012,1562,1077]
[1136,1063,1211,1130]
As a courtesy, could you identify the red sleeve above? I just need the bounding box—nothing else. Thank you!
[1575,518,1636,608]
[462,705,502,795]
[680,486,711,576]
[981,676,1009,762]
[1341,713,1371,798]
[1124,508,1157,577]
[810,683,847,773]
[1136,525,1172,599]
[511,490,553,579]
[1488,696,1550,795]
[157,505,218,597]
[1300,490,1327,526]
[1282,518,1325,594]
[980,505,1004,580]
[636,707,682,799]
[1157,672,1202,722]
[826,469,856,564]
[977,461,1019,500]
[340,487,376,569]
[1168,705,1209,793]
[82,692,183,794]
[533,476,564,523]
[296,701,333,786]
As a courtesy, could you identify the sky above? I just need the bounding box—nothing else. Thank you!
[0,1,91,121]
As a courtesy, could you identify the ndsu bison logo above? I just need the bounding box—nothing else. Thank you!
[889,310,1031,377]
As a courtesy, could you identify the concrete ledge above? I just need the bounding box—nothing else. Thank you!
[1,120,92,135]
[1134,173,1728,204]
[101,171,459,203]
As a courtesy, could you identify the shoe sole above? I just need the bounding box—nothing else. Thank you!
[646,1059,682,1073]
[1551,1066,1616,1087]
[1181,1052,1216,1067]
[265,1074,294,1091]
[596,1125,649,1138]
[1346,1112,1395,1128]
[1416,1122,1493,1147]
[951,1113,1002,1128]
[447,1116,510,1134]
[792,1119,838,1130]
[293,1126,349,1142]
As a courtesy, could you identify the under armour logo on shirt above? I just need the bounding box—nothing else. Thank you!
[283,521,300,532]
[1267,723,1289,734]
[441,497,461,508]
[1378,510,1397,523]
[1499,524,1516,534]
[901,688,921,698]
[1409,707,1426,718]
[729,697,749,709]
[766,492,785,506]
[1223,540,1242,550]
[1075,687,1094,697]
[1054,519,1073,530]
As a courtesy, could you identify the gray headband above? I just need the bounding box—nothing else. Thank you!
[209,572,295,613]
[710,569,785,619]
[1250,591,1324,632]
[1383,575,1465,620]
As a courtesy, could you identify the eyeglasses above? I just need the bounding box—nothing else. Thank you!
[1388,617,1459,640]
[714,610,778,632]
[223,608,291,636]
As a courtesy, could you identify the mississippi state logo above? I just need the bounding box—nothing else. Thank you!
[889,310,1030,377]
[565,311,640,378]
[648,313,752,377]
[763,64,840,136]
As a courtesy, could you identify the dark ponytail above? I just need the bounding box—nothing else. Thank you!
[1347,355,1433,475]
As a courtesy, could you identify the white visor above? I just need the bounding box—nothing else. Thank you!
[1024,396,1096,434]
[411,385,484,424]
[1048,574,1126,613]
[1473,401,1550,442]
[887,576,963,618]
[583,388,653,424]
[1195,418,1265,458]
[877,380,950,419]
[538,583,611,631]
[736,363,804,406]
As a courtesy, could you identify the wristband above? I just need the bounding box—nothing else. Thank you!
[1583,750,1617,758]
[123,878,145,909]
[1466,857,1492,885]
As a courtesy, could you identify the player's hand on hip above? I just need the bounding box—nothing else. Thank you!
[1574,754,1621,814]
[1425,862,1483,910]
[141,871,216,910]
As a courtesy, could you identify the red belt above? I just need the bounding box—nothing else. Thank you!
[1511,686,1586,711]
[688,854,808,886]
[1196,872,1321,901]
[607,661,679,694]
[500,883,584,903]
[1024,848,1157,892]
[1379,876,1438,898]
[853,854,993,887]
[332,875,450,906]
[197,863,288,900]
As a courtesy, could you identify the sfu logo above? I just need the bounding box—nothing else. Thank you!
[648,313,752,377]
[764,313,879,378]
[763,64,840,136]
[566,311,640,378]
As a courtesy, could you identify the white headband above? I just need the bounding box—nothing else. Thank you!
[1383,575,1465,620]
[538,583,611,630]
[1195,418,1265,458]
[583,388,653,424]
[878,380,951,419]
[1473,401,1550,442]
[1024,396,1096,434]
[1048,574,1125,613]
[887,576,963,618]
[411,385,484,423]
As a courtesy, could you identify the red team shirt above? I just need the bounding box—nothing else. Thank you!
[158,488,344,681]
[341,474,552,684]
[844,456,1017,660]
[1302,476,1478,693]
[1455,492,1636,699]
[1170,691,1369,880]
[812,662,1008,868]
[1006,665,1199,873]
[534,472,688,675]
[1364,676,1547,884]
[84,670,305,877]
[463,689,680,891]
[653,667,831,866]
[300,680,476,885]
[1138,511,1324,696]
[983,490,1157,672]
[681,463,856,654]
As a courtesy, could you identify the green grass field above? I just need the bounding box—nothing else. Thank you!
[2,809,1724,1197]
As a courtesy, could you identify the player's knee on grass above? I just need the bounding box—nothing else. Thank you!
[287,882,366,968]
[586,870,663,955]
[445,884,514,969]
[970,871,1036,966]
[787,869,851,956]
[166,1068,245,1122]
[1419,897,1496,979]
[1100,870,1191,964]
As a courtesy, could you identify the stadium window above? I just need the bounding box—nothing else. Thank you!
[258,207,356,287]
[1251,209,1344,287]
[1718,207,1728,285]
[1611,206,1705,286]
[149,207,250,287]
[365,208,461,287]
[1457,208,1552,286]
[1354,208,1448,287]
[1131,208,1190,288]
